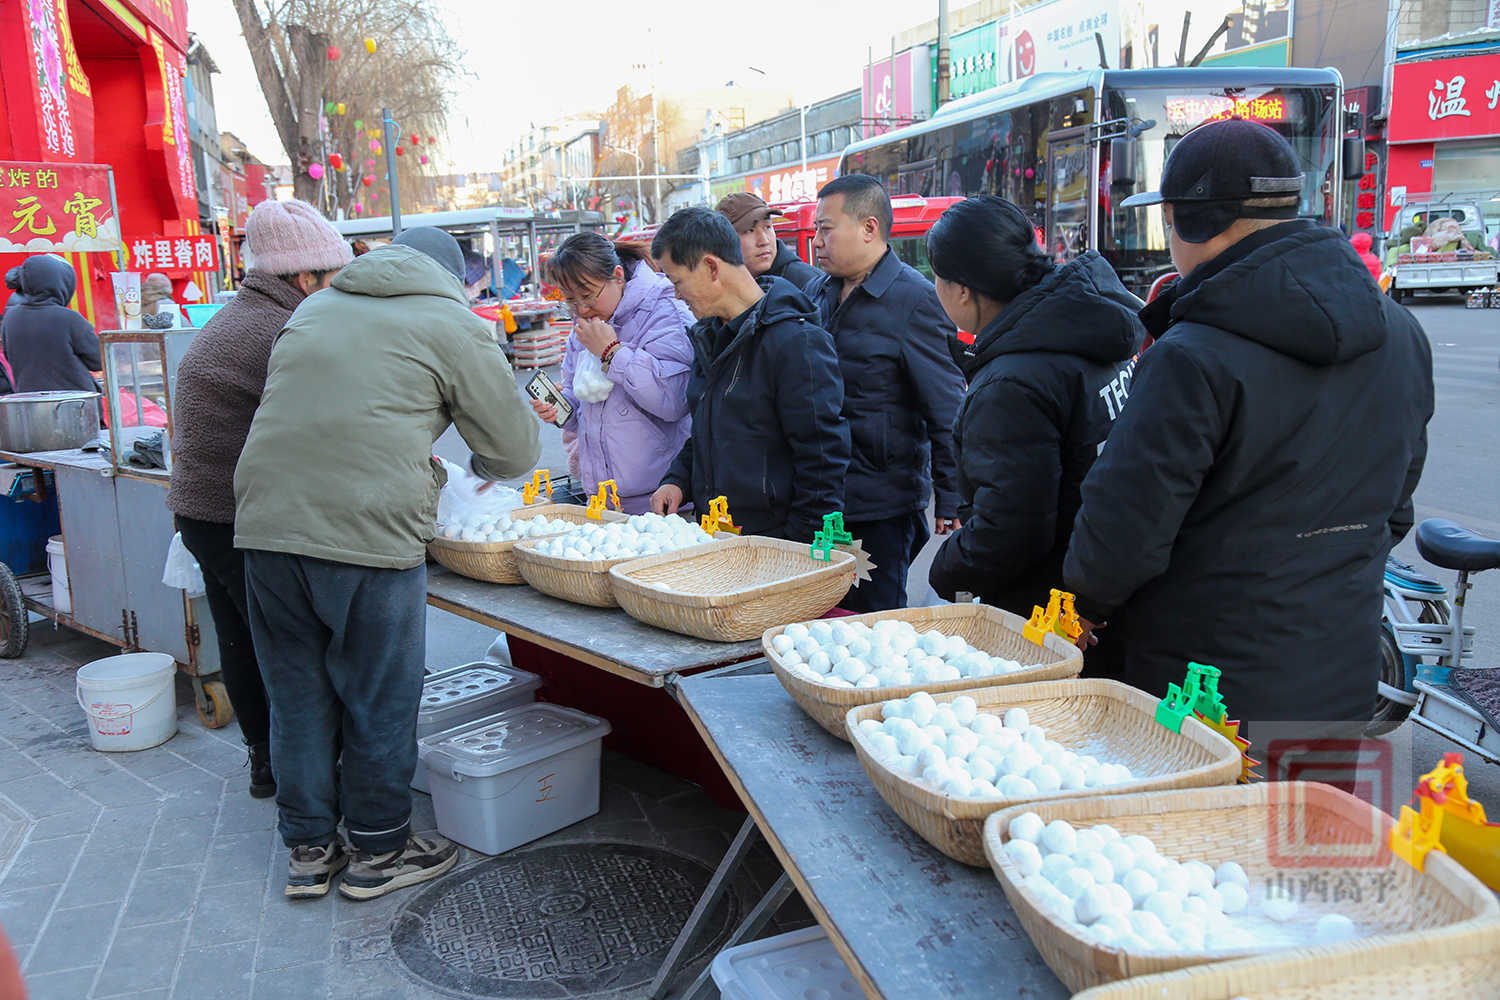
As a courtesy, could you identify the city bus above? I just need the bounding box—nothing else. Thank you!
[838,67,1355,296]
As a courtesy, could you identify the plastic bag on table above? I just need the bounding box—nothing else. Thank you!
[572,349,614,403]
[434,456,525,534]
[161,532,205,597]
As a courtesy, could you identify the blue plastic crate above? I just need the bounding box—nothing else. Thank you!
[0,471,62,575]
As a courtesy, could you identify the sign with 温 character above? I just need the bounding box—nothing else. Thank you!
[0,162,118,253]
[123,235,219,273]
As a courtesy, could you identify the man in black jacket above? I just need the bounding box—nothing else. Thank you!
[716,193,822,290]
[650,208,850,542]
[1063,119,1435,724]
[806,175,965,612]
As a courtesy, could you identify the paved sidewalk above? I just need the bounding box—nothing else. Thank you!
[0,625,801,999]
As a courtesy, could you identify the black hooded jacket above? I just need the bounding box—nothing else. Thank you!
[928,252,1142,616]
[1,255,100,394]
[1063,221,1435,723]
[662,275,851,542]
[766,240,821,292]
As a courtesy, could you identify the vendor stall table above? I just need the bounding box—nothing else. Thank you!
[664,667,1070,1000]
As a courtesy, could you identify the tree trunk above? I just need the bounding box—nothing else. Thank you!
[287,24,330,205]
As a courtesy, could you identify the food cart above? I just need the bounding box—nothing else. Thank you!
[0,328,229,727]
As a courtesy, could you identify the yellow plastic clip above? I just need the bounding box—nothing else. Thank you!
[586,479,622,519]
[700,495,741,535]
[1023,589,1082,646]
[1391,753,1499,887]
[522,469,553,506]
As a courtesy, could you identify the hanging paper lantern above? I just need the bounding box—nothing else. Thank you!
[329,153,345,171]
[364,37,377,53]
[353,119,363,130]
[395,146,404,156]
[336,103,346,115]
[364,158,376,169]
[409,134,418,146]
[326,45,341,61]
[325,100,336,114]
[308,163,325,179]
[419,155,429,165]
[369,139,380,152]
[362,176,373,187]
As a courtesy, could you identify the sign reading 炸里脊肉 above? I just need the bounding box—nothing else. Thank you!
[0,161,119,253]
[122,235,219,273]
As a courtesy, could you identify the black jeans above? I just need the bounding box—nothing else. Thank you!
[842,511,930,614]
[175,516,270,747]
[244,550,426,854]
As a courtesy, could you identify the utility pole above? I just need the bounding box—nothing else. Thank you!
[382,107,402,237]
[937,0,951,106]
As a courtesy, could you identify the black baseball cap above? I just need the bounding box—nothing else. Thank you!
[1121,117,1304,243]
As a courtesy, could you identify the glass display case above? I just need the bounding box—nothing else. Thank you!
[98,328,198,477]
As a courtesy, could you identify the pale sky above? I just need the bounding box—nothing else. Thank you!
[187,0,933,172]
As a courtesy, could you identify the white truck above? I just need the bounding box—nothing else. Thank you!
[1384,195,1498,302]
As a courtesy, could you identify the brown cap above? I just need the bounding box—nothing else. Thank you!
[715,192,785,233]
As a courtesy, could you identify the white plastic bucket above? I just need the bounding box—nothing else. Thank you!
[46,535,69,615]
[75,653,177,751]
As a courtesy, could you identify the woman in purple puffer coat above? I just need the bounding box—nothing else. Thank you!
[528,234,693,513]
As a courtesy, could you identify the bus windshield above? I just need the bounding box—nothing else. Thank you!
[1101,84,1339,288]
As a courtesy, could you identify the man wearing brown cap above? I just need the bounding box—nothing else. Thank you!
[716,192,821,290]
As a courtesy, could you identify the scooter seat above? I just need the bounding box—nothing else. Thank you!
[1416,519,1500,573]
[1385,555,1445,593]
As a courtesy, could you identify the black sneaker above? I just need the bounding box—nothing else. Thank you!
[338,834,459,901]
[286,841,347,899]
[247,742,276,799]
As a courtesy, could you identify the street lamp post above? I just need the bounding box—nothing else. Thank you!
[605,144,645,226]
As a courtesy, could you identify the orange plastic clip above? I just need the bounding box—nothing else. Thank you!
[700,495,741,535]
[1023,589,1082,647]
[522,469,553,506]
[586,479,622,519]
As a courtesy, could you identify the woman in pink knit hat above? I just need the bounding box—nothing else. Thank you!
[166,198,352,798]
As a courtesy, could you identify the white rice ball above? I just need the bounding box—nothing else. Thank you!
[1313,913,1358,944]
[1262,885,1299,922]
[1041,820,1077,856]
[1213,861,1249,887]
[1003,838,1044,878]
[1214,882,1248,915]
[1122,868,1158,907]
[1003,707,1030,730]
[1008,811,1046,844]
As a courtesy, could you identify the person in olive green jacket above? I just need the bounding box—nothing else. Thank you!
[234,227,539,903]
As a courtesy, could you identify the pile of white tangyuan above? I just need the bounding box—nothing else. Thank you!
[772,618,1040,689]
[854,692,1135,799]
[438,513,572,543]
[531,512,714,562]
[1002,815,1363,952]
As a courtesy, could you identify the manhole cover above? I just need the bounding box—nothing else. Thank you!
[392,842,740,998]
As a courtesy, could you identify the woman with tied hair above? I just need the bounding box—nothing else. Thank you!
[166,198,352,798]
[926,196,1144,637]
[528,232,693,514]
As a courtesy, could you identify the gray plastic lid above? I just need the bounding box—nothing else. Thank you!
[417,663,539,718]
[418,703,611,779]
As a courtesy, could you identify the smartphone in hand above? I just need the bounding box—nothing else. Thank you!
[525,370,574,428]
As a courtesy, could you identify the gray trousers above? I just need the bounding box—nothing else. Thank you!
[244,550,426,854]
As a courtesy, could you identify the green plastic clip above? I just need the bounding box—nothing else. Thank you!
[811,511,854,562]
[1155,662,1228,733]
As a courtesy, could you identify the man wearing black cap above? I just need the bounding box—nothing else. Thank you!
[716,192,821,289]
[236,227,540,902]
[1063,118,1434,725]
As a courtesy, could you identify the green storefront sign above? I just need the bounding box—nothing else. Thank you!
[950,22,1000,100]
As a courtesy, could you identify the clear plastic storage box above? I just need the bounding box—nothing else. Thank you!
[710,926,859,1000]
[418,703,611,855]
[411,662,541,793]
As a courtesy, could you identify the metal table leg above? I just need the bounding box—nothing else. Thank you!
[674,873,796,1000]
[649,814,762,999]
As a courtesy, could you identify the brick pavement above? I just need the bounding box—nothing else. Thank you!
[0,625,798,1000]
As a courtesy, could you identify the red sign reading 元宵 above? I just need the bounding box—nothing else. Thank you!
[1388,55,1500,144]
[0,161,118,253]
[124,235,218,273]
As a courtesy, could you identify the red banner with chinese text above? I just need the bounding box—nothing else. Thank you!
[122,234,217,272]
[1389,55,1500,144]
[0,162,119,253]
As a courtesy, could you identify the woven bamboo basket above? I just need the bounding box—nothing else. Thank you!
[608,536,856,641]
[426,503,621,584]
[846,679,1242,867]
[1072,921,1500,999]
[982,783,1500,993]
[512,533,644,608]
[767,603,1083,740]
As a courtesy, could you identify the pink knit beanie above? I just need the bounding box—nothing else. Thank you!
[245,198,352,276]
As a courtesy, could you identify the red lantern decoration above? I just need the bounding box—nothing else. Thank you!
[395,146,404,156]
[362,176,373,187]
[329,153,345,171]
[326,45,341,61]
[409,134,418,146]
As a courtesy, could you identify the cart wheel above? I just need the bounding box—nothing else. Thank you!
[0,563,29,658]
[196,679,234,729]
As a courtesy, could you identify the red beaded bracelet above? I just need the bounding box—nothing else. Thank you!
[601,340,622,369]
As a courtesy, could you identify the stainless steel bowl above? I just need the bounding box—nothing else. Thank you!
[0,391,101,453]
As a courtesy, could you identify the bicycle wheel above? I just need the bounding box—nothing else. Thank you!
[1369,626,1413,730]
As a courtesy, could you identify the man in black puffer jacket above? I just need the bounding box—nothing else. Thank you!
[929,249,1142,618]
[651,208,850,542]
[1064,119,1434,724]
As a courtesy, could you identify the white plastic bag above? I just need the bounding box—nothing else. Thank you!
[572,349,614,403]
[161,532,206,598]
[434,456,525,530]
